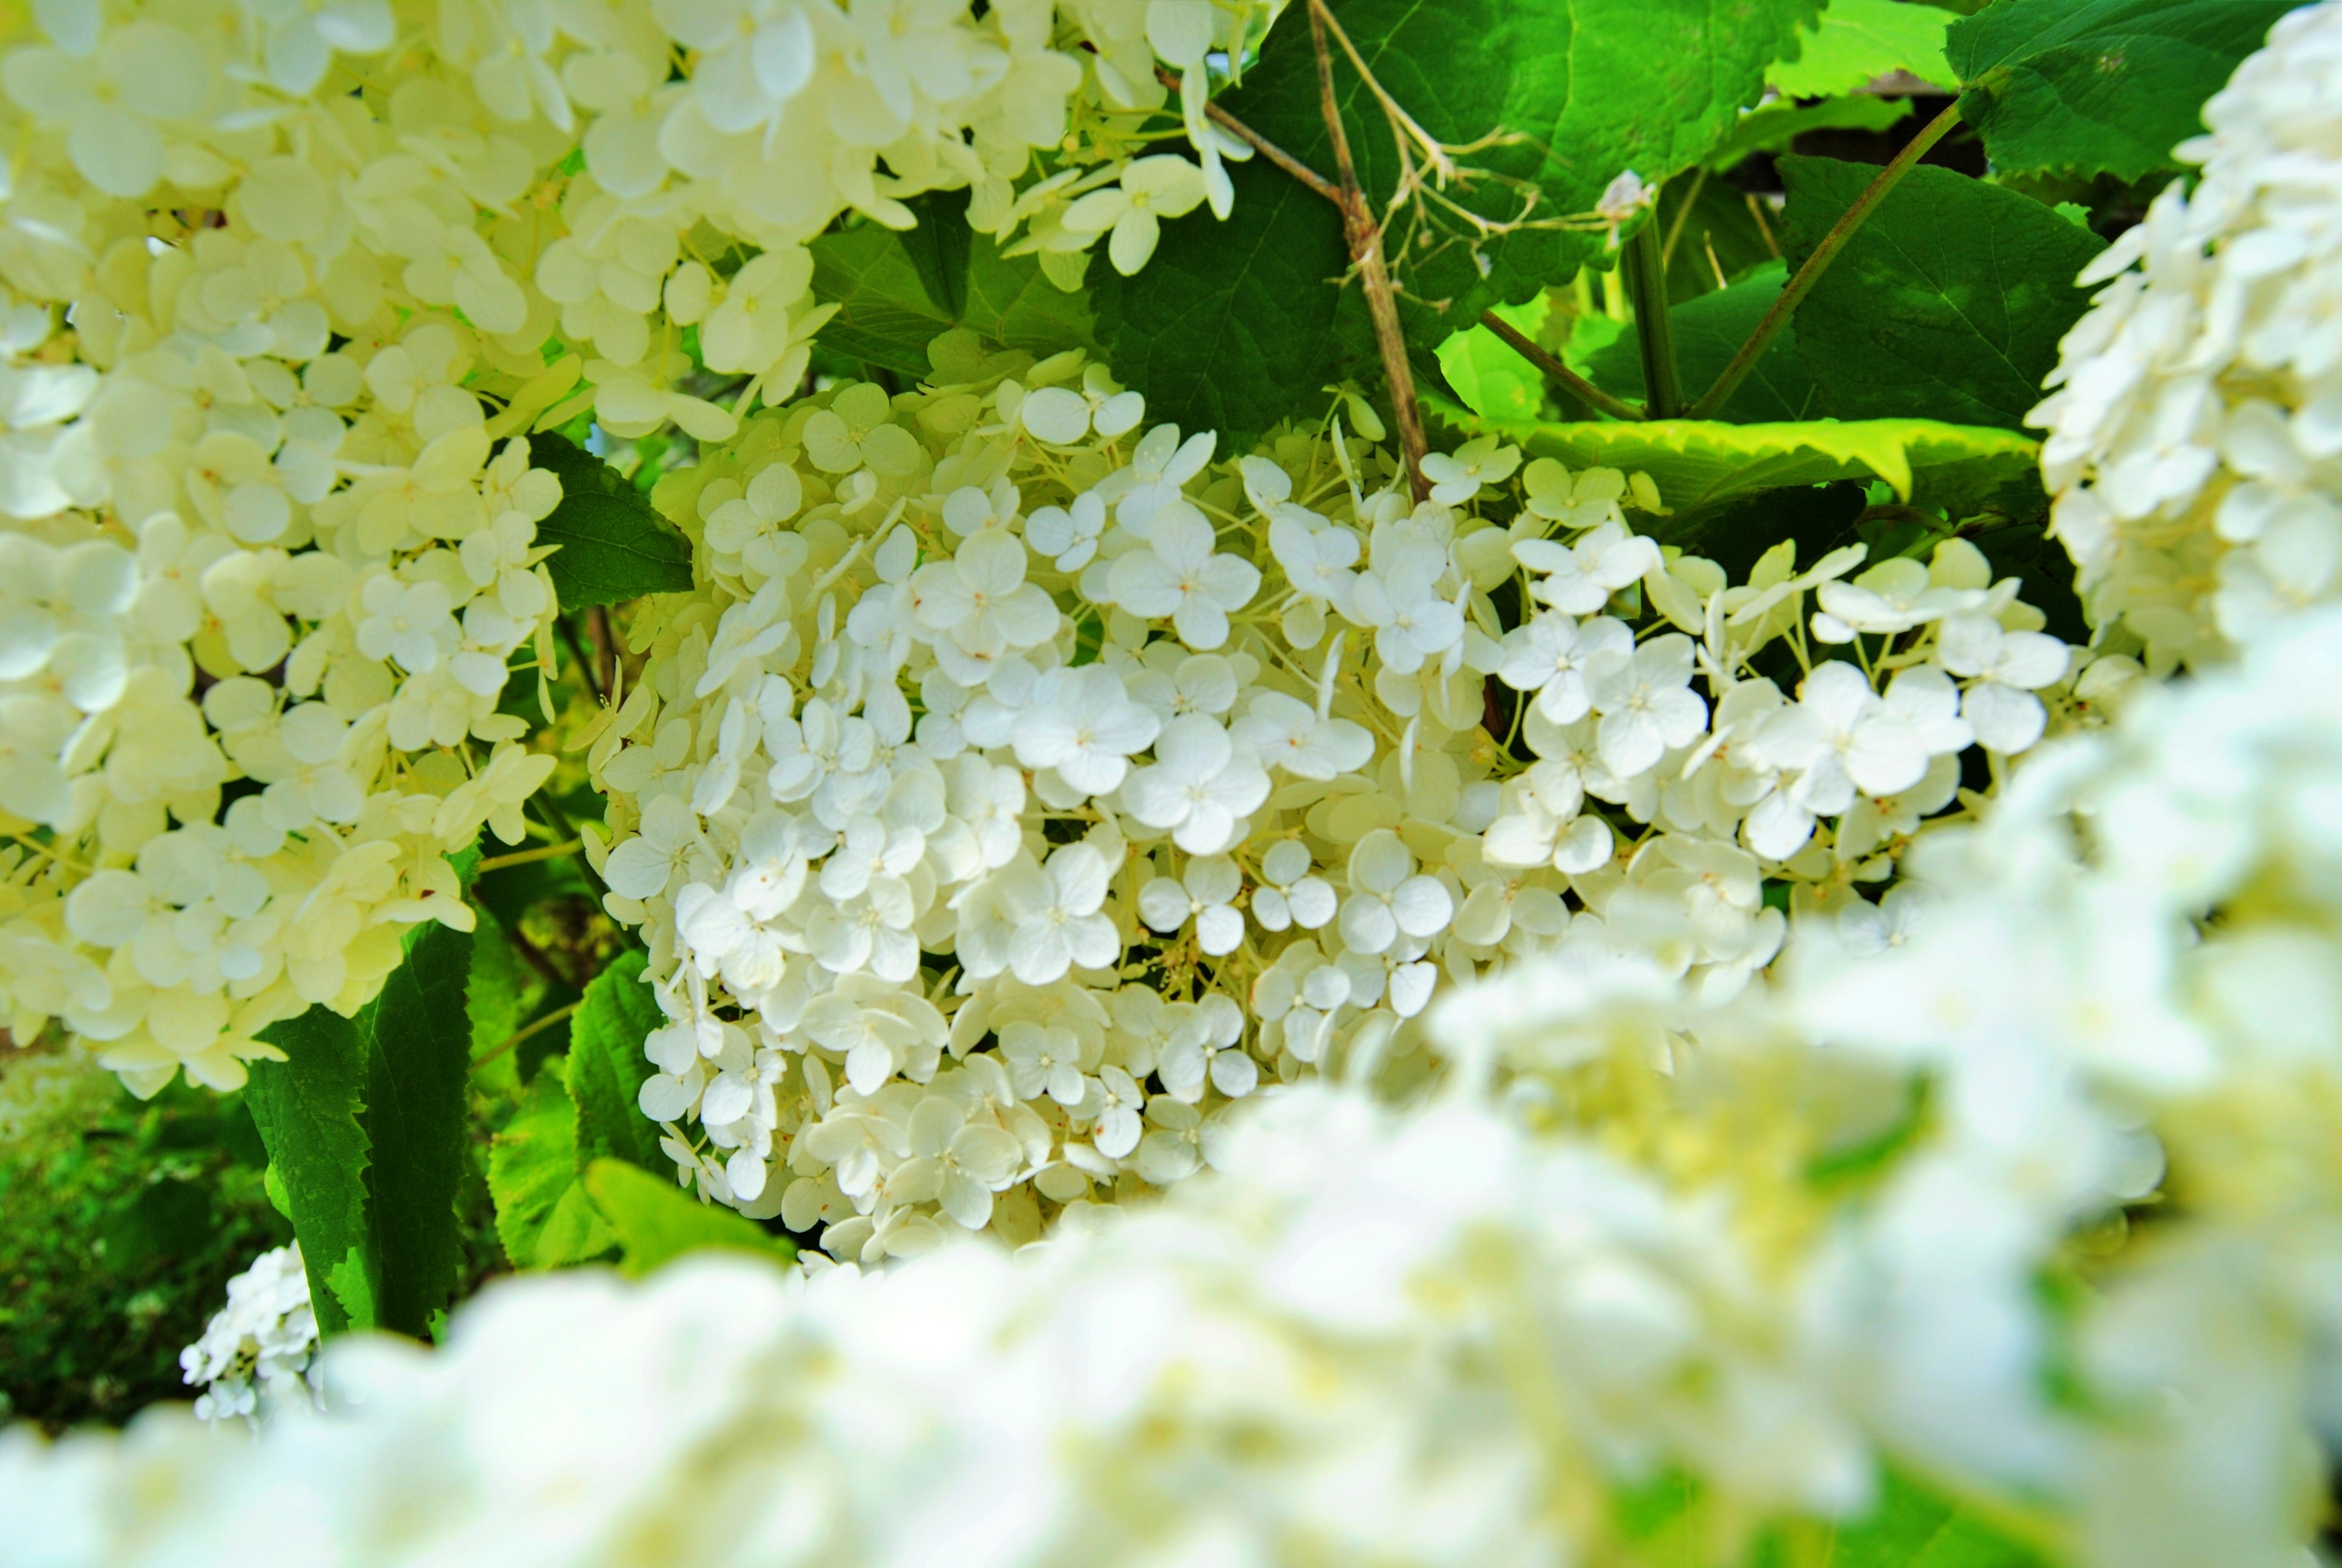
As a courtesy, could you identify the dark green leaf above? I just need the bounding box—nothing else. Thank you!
[1779,156,2105,429]
[1947,0,2300,179]
[811,217,1096,379]
[567,949,668,1176]
[584,1159,794,1278]
[809,223,958,376]
[355,921,476,1339]
[1092,157,1356,440]
[1587,260,1820,423]
[248,1003,374,1334]
[1100,0,1824,439]
[526,429,695,609]
[489,1059,617,1269]
[98,1178,212,1276]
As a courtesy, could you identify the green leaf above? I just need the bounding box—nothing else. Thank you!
[1098,0,1824,438]
[1427,390,2041,520]
[1586,260,1819,423]
[584,1159,794,1278]
[1778,156,2105,430]
[1702,94,1914,170]
[1435,296,1551,423]
[248,1004,373,1334]
[489,1059,617,1269]
[354,921,476,1339]
[526,429,695,609]
[1946,0,2301,180]
[810,216,1097,379]
[567,949,669,1177]
[1770,0,1955,97]
[1822,1469,2051,1567]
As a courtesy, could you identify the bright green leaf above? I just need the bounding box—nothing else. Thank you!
[567,950,668,1177]
[1436,295,1550,423]
[489,1060,617,1269]
[248,1004,373,1334]
[1427,390,2041,518]
[1779,156,2105,429]
[1100,0,1824,437]
[1586,260,1821,423]
[355,922,476,1339]
[1770,0,1955,97]
[584,1159,794,1278]
[1947,0,2301,180]
[1823,1469,2052,1567]
[526,429,695,609]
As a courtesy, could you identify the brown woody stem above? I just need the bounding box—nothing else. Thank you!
[1688,100,1963,420]
[1309,0,1430,501]
[1477,309,1646,423]
[1155,66,1342,206]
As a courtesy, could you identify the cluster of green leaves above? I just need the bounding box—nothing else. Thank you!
[0,1051,290,1428]
[242,901,789,1350]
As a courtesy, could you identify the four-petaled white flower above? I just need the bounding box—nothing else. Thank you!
[1107,504,1261,650]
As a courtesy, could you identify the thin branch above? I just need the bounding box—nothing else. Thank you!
[476,839,581,874]
[1313,1,1456,183]
[1622,220,1683,419]
[1660,166,1708,271]
[1154,66,1341,206]
[1477,309,1646,423]
[1309,0,1429,502]
[556,614,603,702]
[1689,101,1963,420]
[473,1001,581,1069]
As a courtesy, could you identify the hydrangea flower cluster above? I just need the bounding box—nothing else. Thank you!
[2031,1,2342,672]
[586,329,2095,1257]
[0,0,1292,1094]
[15,598,2342,1565]
[177,1242,321,1425]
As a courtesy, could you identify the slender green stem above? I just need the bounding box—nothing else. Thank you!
[1661,166,1708,272]
[475,839,581,873]
[1688,101,1963,420]
[473,1001,581,1069]
[1622,220,1682,419]
[1476,309,1645,423]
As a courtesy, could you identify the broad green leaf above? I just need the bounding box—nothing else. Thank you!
[526,429,695,609]
[1778,156,2105,429]
[567,950,668,1176]
[1435,296,1550,423]
[1770,0,1955,97]
[465,908,540,1095]
[1947,0,2300,180]
[1586,260,1821,423]
[356,921,475,1339]
[489,1060,617,1269]
[1702,94,1913,171]
[811,214,1096,379]
[1091,159,1355,442]
[1823,1469,2052,1567]
[809,222,957,377]
[960,230,1097,360]
[248,1004,373,1334]
[1100,0,1824,437]
[584,1159,795,1278]
[1427,390,2041,519]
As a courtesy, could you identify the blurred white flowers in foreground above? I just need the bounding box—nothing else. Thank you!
[13,601,2342,1568]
